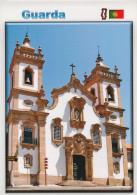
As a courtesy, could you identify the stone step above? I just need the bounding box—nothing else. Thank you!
[57,180,108,187]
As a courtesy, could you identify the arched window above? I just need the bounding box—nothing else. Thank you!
[93,131,100,145]
[107,85,114,101]
[51,118,63,146]
[90,88,95,96]
[112,138,118,153]
[54,126,61,141]
[24,68,32,85]
[91,124,102,148]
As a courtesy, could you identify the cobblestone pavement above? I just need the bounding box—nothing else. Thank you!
[6,184,133,192]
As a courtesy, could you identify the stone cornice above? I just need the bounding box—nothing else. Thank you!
[9,48,45,73]
[96,104,125,113]
[108,105,125,112]
[6,109,49,125]
[8,88,39,103]
[84,71,122,88]
[103,122,129,131]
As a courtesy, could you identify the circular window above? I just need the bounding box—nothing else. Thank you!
[23,100,33,107]
[110,115,117,120]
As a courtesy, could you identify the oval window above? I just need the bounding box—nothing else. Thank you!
[23,100,33,107]
[110,115,117,120]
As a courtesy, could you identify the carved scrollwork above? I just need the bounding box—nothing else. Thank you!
[74,136,85,154]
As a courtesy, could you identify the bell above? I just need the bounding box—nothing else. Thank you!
[26,77,30,83]
[108,94,111,99]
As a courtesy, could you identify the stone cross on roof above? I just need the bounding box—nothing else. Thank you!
[70,63,75,75]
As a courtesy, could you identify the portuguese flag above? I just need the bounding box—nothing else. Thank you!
[109,10,124,19]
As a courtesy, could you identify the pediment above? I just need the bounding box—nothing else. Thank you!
[51,75,96,103]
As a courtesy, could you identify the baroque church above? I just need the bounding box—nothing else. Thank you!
[7,34,131,186]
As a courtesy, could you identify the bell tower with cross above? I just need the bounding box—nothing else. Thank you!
[83,47,130,186]
[7,33,49,186]
[83,46,122,109]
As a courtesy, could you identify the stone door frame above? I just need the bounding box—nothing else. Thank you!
[64,133,95,181]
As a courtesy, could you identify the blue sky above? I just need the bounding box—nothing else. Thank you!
[6,22,132,144]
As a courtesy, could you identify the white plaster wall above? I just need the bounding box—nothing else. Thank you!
[18,146,38,174]
[102,81,118,107]
[18,94,38,111]
[45,88,108,178]
[10,97,13,110]
[18,63,38,91]
[87,83,99,106]
[108,111,120,125]
[92,120,109,178]
[113,156,124,179]
[18,121,38,174]
[8,123,12,171]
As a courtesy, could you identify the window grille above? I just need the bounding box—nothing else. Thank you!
[93,131,100,145]
[54,126,61,140]
[112,138,118,153]
[26,156,31,165]
[24,127,32,143]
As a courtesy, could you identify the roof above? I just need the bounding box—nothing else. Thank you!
[126,144,133,149]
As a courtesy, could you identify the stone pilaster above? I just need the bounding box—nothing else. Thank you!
[37,120,46,185]
[14,63,19,88]
[106,131,116,186]
[13,93,18,110]
[65,149,73,180]
[117,83,122,108]
[38,68,42,91]
[86,150,93,181]
[11,119,19,186]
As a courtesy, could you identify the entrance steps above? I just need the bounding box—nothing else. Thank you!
[57,180,108,187]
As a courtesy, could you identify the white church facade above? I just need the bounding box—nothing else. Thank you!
[7,34,131,186]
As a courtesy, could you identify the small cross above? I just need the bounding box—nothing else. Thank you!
[70,63,75,74]
[26,26,29,37]
[97,45,100,56]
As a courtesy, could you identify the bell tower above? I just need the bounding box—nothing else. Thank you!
[9,33,44,95]
[84,53,122,110]
[83,52,130,186]
[7,34,49,186]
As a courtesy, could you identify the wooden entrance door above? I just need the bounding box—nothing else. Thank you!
[73,155,85,181]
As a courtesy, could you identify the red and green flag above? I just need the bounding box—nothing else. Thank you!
[109,10,124,19]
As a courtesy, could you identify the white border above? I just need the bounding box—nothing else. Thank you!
[0,1,136,194]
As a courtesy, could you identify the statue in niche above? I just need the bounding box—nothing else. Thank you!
[74,110,80,121]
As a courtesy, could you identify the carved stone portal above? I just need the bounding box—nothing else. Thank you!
[64,133,99,181]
